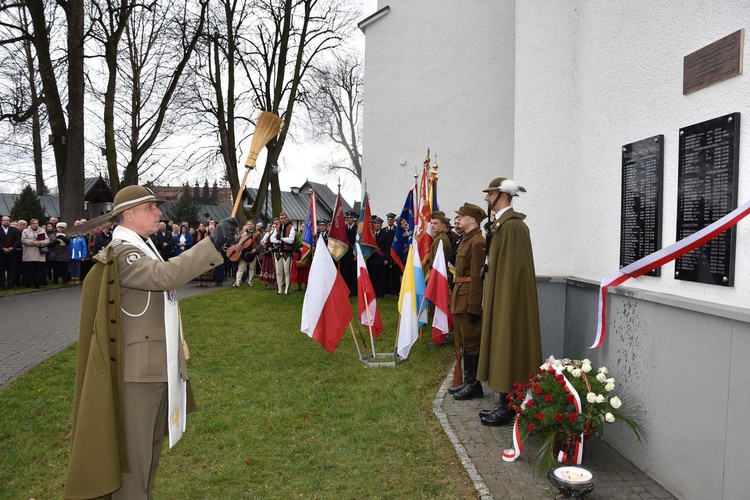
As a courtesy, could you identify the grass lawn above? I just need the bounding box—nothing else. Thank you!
[0,284,476,498]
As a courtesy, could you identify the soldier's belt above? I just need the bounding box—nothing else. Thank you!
[454,276,472,283]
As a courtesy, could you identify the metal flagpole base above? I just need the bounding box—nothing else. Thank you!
[357,351,408,368]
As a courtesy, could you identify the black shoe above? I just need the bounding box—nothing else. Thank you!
[479,403,504,418]
[479,405,515,426]
[448,382,467,395]
[452,381,484,400]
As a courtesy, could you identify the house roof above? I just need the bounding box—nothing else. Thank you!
[243,181,353,223]
[0,177,113,219]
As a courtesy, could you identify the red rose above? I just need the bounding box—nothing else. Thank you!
[534,386,543,395]
[565,394,575,403]
[528,373,535,380]
[555,413,564,423]
[525,382,532,389]
[568,413,577,422]
[558,379,567,387]
[544,394,553,403]
[536,412,544,421]
[526,400,535,408]
[527,423,535,432]
[506,392,514,400]
[515,407,523,414]
[508,402,515,409]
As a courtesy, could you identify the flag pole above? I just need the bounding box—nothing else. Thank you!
[361,288,378,358]
[348,322,365,361]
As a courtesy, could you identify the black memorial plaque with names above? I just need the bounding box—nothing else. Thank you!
[620,135,664,276]
[676,112,740,286]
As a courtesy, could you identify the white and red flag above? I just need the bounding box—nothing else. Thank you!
[301,235,352,352]
[356,243,383,337]
[424,239,451,345]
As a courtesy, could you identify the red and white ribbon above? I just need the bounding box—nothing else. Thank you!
[502,391,531,462]
[591,199,750,349]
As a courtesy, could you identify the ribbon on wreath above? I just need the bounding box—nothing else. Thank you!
[591,198,750,349]
[502,365,584,464]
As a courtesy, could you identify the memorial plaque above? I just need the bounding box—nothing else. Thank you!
[675,112,740,286]
[684,29,744,95]
[620,135,663,276]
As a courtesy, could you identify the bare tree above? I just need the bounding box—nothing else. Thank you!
[87,0,208,193]
[0,3,52,194]
[304,52,363,183]
[0,0,86,221]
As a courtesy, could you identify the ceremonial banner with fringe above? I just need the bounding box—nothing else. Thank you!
[327,193,349,262]
[356,191,378,260]
[390,187,415,271]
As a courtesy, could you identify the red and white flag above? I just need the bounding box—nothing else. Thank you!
[301,235,352,352]
[424,240,451,345]
[356,243,383,337]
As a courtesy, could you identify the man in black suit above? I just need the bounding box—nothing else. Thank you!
[151,221,174,261]
[384,212,400,295]
[369,216,389,297]
[0,215,21,289]
[341,210,358,296]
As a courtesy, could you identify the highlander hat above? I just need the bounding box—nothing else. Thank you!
[482,177,526,197]
[108,185,165,222]
[455,203,487,223]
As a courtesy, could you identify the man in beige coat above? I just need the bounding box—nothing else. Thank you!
[65,186,237,499]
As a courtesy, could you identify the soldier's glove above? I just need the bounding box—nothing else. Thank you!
[479,264,487,281]
[469,313,481,324]
[210,217,239,254]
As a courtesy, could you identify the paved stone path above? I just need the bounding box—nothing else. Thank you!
[1,285,676,499]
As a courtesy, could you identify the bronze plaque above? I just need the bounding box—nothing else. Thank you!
[675,113,740,286]
[620,135,664,276]
[683,29,744,95]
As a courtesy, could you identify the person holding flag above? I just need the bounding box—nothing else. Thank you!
[448,203,487,401]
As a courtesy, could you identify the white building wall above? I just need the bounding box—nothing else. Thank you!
[516,0,750,307]
[361,0,516,219]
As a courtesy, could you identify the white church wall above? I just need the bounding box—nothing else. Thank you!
[517,0,750,308]
[361,0,516,219]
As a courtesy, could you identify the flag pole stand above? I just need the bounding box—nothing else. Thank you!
[355,290,407,367]
[348,322,366,361]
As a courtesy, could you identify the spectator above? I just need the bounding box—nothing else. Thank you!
[21,218,49,288]
[69,223,88,285]
[1,215,21,290]
[48,222,71,284]
[173,224,193,256]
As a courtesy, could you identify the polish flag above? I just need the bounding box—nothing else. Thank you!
[356,243,383,337]
[301,235,353,352]
[424,240,451,345]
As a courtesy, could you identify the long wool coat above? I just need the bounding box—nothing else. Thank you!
[64,237,220,499]
[477,208,542,393]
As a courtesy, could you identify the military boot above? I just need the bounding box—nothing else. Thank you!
[453,354,484,400]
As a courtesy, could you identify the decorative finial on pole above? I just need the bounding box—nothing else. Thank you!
[432,152,439,173]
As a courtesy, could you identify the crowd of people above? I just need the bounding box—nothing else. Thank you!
[0,215,111,290]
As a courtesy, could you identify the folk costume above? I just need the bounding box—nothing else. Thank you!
[477,178,542,426]
[65,186,224,499]
[271,220,295,294]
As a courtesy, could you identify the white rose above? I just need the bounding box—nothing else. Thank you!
[566,365,575,373]
[605,382,615,392]
[581,364,592,373]
[572,368,582,378]
[596,373,607,382]
[610,396,622,409]
[605,412,615,423]
[595,394,605,404]
[586,392,596,403]
[606,378,615,384]
[582,359,591,365]
[598,366,609,375]
[554,359,563,367]
[540,363,549,371]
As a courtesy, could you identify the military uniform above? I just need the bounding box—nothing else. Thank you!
[65,186,235,499]
[448,204,487,401]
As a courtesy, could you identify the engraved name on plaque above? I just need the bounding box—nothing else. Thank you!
[620,135,664,276]
[676,112,740,286]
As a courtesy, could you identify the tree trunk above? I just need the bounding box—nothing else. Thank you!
[62,0,86,221]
